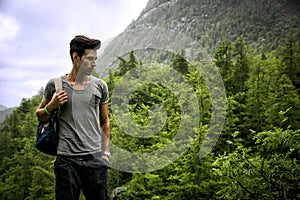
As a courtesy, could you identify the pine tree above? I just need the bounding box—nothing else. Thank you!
[280,33,300,90]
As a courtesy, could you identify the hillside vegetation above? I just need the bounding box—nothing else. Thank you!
[1,35,300,199]
[1,0,300,199]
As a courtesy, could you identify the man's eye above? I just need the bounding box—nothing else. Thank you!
[87,57,95,61]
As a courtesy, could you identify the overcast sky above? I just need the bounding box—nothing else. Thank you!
[0,0,148,107]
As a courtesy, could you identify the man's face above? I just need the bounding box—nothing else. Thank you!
[78,49,97,76]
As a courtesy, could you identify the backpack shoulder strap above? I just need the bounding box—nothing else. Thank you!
[53,76,62,93]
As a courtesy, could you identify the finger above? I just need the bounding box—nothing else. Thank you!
[59,95,68,104]
[51,93,59,102]
[60,96,68,103]
[57,91,67,98]
[56,90,67,95]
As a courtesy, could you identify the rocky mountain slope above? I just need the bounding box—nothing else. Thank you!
[0,105,7,112]
[0,105,15,123]
[97,0,300,75]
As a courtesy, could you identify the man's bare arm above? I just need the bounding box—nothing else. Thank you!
[100,103,111,160]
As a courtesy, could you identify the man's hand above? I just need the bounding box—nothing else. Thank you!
[36,90,68,122]
[47,91,68,112]
[101,155,110,162]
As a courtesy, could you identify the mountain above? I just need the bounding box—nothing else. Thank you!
[97,0,300,75]
[0,104,16,123]
[0,104,7,112]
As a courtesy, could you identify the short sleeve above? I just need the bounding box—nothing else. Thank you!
[44,79,55,101]
[99,79,109,104]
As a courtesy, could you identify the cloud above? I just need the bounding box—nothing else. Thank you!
[0,14,20,42]
[0,0,148,107]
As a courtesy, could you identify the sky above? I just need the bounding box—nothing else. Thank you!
[0,0,149,108]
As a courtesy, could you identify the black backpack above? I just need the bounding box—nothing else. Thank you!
[35,77,62,156]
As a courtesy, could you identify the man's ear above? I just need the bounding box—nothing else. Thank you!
[72,52,79,61]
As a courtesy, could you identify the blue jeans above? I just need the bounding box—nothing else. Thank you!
[54,154,109,200]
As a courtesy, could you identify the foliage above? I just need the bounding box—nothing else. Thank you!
[0,37,299,199]
[213,129,300,200]
[107,38,300,199]
[0,91,56,200]
[2,0,300,198]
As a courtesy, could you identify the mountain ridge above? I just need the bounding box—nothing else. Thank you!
[0,106,16,123]
[0,104,7,112]
[128,0,300,45]
[97,0,300,75]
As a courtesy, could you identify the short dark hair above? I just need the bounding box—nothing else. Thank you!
[69,35,101,61]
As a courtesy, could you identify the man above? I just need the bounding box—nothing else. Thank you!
[36,35,111,200]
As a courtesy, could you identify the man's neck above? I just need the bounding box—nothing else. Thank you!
[68,70,90,84]
[67,74,90,90]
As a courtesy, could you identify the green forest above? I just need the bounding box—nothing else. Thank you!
[0,34,299,199]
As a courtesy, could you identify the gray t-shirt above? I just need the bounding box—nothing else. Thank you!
[44,75,109,156]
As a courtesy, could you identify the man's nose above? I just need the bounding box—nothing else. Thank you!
[91,60,96,66]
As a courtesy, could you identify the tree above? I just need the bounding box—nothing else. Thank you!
[213,129,300,199]
[0,93,57,200]
[117,51,139,76]
[171,50,189,74]
[214,41,233,93]
[245,52,270,132]
[280,33,300,90]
